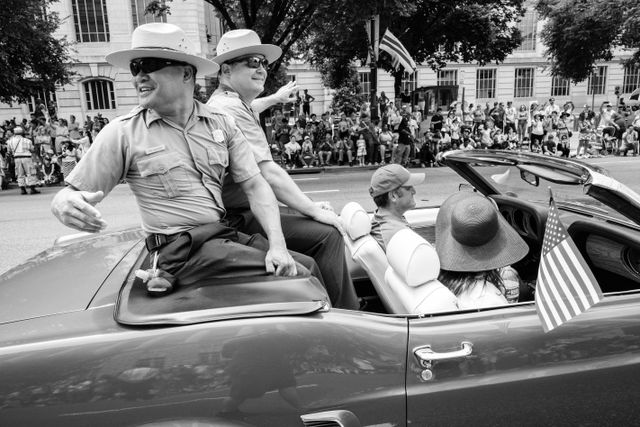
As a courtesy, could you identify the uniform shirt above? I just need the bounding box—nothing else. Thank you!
[208,87,273,210]
[66,101,260,235]
[7,135,33,157]
[370,207,411,251]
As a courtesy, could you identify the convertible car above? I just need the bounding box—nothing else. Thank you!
[2,151,640,426]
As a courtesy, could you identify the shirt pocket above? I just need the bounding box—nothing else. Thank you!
[207,146,229,177]
[137,153,191,198]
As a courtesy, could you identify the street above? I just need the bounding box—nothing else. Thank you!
[1,156,639,275]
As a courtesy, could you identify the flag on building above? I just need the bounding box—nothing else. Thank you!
[535,192,603,332]
[378,29,416,72]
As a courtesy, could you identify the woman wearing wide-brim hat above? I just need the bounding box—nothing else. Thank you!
[435,192,529,309]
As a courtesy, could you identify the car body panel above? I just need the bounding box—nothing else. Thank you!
[406,293,640,426]
[0,304,408,426]
[0,230,144,325]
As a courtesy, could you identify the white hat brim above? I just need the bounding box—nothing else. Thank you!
[105,48,220,77]
[213,44,282,65]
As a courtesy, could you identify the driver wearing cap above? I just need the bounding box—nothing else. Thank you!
[369,164,425,251]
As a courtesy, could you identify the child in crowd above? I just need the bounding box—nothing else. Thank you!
[356,134,366,166]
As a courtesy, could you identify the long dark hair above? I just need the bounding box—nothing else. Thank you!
[438,269,504,296]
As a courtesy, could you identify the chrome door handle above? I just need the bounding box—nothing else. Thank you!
[414,341,473,364]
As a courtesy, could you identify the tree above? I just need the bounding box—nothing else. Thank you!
[328,67,367,115]
[537,0,640,83]
[305,0,525,93]
[150,0,524,96]
[0,0,73,104]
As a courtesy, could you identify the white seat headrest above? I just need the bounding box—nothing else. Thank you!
[386,228,440,287]
[340,202,371,240]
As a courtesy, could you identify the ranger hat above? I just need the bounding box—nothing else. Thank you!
[105,23,219,76]
[369,164,424,198]
[213,29,282,65]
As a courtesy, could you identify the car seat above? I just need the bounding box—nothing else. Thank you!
[340,202,403,313]
[385,229,458,314]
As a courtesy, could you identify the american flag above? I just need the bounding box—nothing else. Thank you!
[378,29,417,72]
[535,195,603,332]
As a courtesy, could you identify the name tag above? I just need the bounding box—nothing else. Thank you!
[145,145,165,155]
[212,129,225,143]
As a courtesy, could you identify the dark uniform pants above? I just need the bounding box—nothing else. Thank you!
[155,222,323,289]
[227,210,359,310]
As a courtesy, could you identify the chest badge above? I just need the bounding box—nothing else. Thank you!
[212,129,225,143]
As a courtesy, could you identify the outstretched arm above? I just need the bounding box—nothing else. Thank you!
[252,81,298,114]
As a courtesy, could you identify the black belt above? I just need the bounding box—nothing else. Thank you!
[145,233,181,252]
[14,155,31,158]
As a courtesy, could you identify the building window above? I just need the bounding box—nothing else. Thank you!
[437,69,457,86]
[72,0,110,42]
[551,75,571,97]
[622,65,640,94]
[27,89,57,114]
[401,71,418,93]
[287,74,296,82]
[131,0,165,28]
[476,68,496,99]
[514,68,534,98]
[358,71,371,96]
[83,79,116,110]
[516,8,537,52]
[587,66,607,95]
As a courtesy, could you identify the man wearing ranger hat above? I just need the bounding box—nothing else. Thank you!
[51,23,322,295]
[369,164,425,251]
[6,126,40,195]
[208,29,359,310]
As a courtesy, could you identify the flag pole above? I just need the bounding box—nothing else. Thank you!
[369,15,379,120]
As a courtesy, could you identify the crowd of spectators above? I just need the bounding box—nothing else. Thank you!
[0,103,106,191]
[267,95,640,169]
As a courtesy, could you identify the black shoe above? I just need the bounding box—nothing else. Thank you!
[20,187,28,195]
[29,186,41,195]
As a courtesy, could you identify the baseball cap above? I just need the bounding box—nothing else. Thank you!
[369,164,425,197]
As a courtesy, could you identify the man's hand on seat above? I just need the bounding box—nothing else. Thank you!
[311,206,346,235]
[265,245,297,277]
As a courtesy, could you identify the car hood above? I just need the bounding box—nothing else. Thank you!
[0,228,145,324]
[443,150,640,226]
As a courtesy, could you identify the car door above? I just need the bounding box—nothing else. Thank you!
[406,293,640,426]
[0,308,409,427]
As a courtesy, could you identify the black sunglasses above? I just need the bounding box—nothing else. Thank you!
[129,58,188,76]
[227,55,269,69]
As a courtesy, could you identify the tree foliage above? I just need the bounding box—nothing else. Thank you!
[0,0,73,104]
[150,0,524,94]
[537,0,640,83]
[305,0,525,89]
[328,67,367,115]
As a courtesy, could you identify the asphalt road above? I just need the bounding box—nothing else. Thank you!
[1,156,639,275]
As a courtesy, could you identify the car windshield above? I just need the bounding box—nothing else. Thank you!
[469,163,633,225]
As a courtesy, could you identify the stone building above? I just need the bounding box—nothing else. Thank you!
[1,1,638,123]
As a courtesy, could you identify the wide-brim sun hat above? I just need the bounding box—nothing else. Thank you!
[435,193,528,272]
[105,23,219,77]
[213,29,282,65]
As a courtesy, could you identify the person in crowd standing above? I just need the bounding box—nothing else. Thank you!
[207,29,359,309]
[302,89,315,117]
[369,164,425,251]
[436,192,527,309]
[544,97,561,117]
[6,126,40,195]
[51,23,318,296]
[621,124,638,156]
[68,115,82,141]
[392,111,412,166]
[504,101,517,134]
